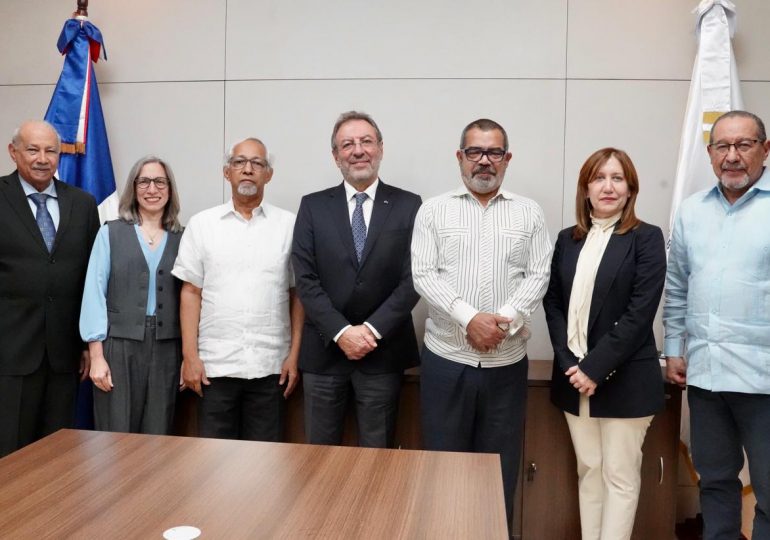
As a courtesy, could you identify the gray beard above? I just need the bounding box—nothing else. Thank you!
[237,183,258,196]
[463,174,501,195]
[720,173,751,192]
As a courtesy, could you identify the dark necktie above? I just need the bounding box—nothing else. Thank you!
[352,192,368,262]
[29,193,56,252]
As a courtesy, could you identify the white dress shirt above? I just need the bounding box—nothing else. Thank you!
[411,186,552,368]
[334,179,382,341]
[343,177,378,227]
[172,200,295,379]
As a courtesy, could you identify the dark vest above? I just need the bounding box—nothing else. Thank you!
[106,220,182,340]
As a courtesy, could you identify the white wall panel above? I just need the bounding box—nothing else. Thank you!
[0,1,71,85]
[226,0,568,79]
[568,0,695,80]
[742,82,770,126]
[0,86,56,171]
[732,1,770,81]
[92,0,226,83]
[225,78,565,217]
[99,81,225,224]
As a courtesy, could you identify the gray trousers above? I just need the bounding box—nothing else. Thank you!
[94,317,181,434]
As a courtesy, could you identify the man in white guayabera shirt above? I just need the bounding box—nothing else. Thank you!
[411,118,552,529]
[173,137,303,442]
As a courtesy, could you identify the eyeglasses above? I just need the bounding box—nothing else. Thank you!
[337,138,379,154]
[229,157,268,170]
[135,177,169,190]
[460,147,508,163]
[708,139,764,156]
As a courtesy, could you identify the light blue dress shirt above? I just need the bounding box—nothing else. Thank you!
[664,167,770,394]
[19,177,60,228]
[80,223,168,342]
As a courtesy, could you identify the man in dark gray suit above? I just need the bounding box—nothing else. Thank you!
[0,120,100,457]
[292,111,421,447]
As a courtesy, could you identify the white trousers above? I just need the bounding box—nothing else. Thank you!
[564,395,653,540]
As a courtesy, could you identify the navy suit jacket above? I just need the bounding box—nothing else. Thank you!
[0,171,100,375]
[292,181,421,375]
[543,222,666,418]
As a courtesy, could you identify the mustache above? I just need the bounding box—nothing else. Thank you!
[472,165,494,175]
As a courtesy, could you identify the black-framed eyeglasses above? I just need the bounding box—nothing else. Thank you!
[135,177,169,190]
[460,147,508,163]
[708,139,764,156]
[229,157,268,170]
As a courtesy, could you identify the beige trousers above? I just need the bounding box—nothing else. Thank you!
[564,395,653,540]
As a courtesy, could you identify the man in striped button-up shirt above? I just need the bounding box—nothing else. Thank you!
[411,118,552,528]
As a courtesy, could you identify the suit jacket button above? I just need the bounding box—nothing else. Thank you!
[158,286,163,292]
[158,269,164,275]
[158,303,163,309]
[158,321,163,327]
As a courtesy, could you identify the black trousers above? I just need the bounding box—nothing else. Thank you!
[0,356,78,458]
[420,347,528,530]
[197,375,285,442]
[302,370,403,448]
[689,386,770,540]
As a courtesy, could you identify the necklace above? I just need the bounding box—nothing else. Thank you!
[142,226,161,245]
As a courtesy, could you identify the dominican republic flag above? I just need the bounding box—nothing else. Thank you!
[44,16,118,429]
[44,16,117,223]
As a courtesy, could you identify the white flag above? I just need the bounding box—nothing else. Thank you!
[670,0,743,233]
[672,0,750,494]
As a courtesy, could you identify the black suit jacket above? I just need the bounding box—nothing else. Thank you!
[292,181,421,375]
[543,222,666,418]
[0,171,100,375]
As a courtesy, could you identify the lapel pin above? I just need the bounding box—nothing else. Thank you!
[383,200,389,204]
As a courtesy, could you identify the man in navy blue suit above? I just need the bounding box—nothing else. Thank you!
[292,111,421,447]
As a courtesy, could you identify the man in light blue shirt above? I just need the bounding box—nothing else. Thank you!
[664,110,770,540]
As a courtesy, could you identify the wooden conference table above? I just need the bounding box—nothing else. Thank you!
[0,429,507,539]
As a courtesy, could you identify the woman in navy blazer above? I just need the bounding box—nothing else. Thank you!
[543,148,666,540]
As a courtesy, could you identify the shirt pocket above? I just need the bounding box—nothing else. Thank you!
[499,228,531,267]
[436,228,468,271]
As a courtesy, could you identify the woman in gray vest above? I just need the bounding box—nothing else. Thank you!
[80,156,183,434]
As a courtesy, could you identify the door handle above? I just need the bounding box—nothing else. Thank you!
[658,457,664,485]
[527,461,537,482]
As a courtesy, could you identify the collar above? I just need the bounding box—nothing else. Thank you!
[19,175,57,198]
[590,212,622,231]
[450,184,514,201]
[706,166,770,204]
[219,199,267,220]
[344,178,379,202]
